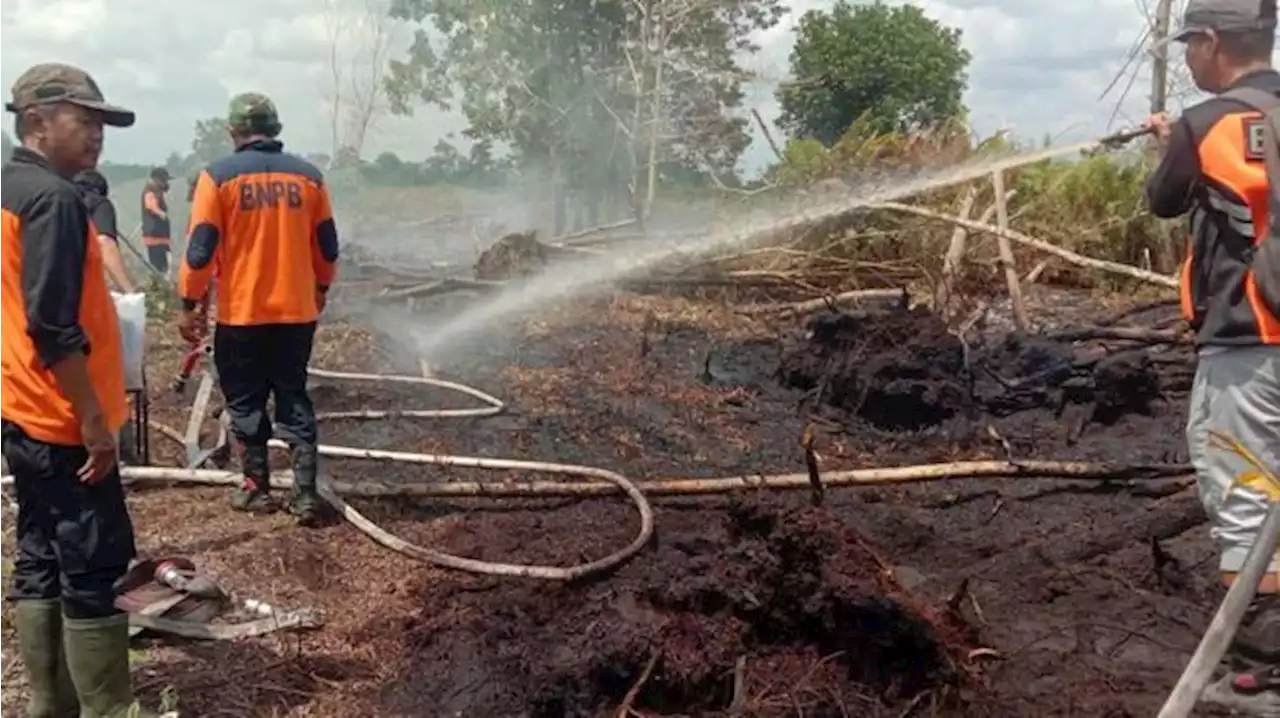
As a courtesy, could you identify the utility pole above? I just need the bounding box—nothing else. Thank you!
[1151,0,1175,114]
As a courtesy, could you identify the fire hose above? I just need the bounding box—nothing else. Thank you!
[158,335,657,581]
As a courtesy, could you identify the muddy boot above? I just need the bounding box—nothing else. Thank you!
[1202,669,1280,717]
[1202,594,1280,717]
[14,599,79,718]
[63,613,158,718]
[286,445,324,526]
[229,442,275,513]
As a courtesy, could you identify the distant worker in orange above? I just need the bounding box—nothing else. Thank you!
[2,62,158,718]
[140,166,172,275]
[178,92,340,524]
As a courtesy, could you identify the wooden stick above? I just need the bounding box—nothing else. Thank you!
[92,459,1192,498]
[939,185,978,311]
[553,218,639,247]
[615,650,661,718]
[990,171,1032,332]
[373,277,504,301]
[1022,258,1051,286]
[800,424,824,507]
[752,108,785,162]
[875,201,1179,289]
[739,288,905,316]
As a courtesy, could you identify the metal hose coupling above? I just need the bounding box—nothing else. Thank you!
[154,559,227,602]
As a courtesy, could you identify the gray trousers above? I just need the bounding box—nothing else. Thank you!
[1187,345,1280,573]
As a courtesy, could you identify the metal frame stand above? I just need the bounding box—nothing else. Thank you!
[127,368,151,467]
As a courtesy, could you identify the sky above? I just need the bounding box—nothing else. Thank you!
[0,0,1193,176]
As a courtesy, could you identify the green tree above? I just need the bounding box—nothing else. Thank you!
[385,0,783,227]
[777,1,970,145]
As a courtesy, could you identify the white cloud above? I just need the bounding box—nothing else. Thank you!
[0,0,1202,174]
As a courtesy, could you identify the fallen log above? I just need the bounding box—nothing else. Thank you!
[38,459,1193,498]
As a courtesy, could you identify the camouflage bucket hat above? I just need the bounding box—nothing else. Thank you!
[227,92,282,136]
[5,63,135,128]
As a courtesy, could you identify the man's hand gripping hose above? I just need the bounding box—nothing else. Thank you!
[1158,431,1280,718]
[172,292,212,394]
[172,340,212,394]
[1097,124,1156,150]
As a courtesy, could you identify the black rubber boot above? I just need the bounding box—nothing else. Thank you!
[63,613,158,717]
[14,599,79,718]
[286,445,324,526]
[229,442,275,513]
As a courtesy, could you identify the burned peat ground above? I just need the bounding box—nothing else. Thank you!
[0,289,1229,717]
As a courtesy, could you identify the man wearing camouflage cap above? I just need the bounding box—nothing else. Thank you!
[1,63,160,717]
[179,92,340,525]
[1143,0,1280,714]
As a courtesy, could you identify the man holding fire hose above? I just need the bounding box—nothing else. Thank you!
[1,62,159,718]
[1143,0,1280,712]
[178,92,340,524]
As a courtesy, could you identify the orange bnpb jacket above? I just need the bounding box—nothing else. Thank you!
[1,148,129,445]
[178,139,339,326]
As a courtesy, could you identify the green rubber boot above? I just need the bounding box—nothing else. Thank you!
[286,445,324,526]
[63,613,157,718]
[13,599,79,718]
[229,478,276,513]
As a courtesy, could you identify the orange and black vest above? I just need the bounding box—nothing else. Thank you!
[141,184,170,247]
[179,139,340,326]
[1176,72,1280,346]
[1,149,129,445]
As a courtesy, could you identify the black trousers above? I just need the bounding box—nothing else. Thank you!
[146,245,169,274]
[213,322,319,449]
[2,421,136,618]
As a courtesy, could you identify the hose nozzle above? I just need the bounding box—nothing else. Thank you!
[1097,125,1155,150]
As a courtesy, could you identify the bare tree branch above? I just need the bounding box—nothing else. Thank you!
[323,0,403,162]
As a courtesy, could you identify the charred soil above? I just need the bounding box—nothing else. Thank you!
[0,288,1225,717]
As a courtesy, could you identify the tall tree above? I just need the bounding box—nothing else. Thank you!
[321,0,403,161]
[777,1,971,146]
[385,0,783,227]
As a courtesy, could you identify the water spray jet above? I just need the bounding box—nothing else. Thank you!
[395,128,1162,364]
